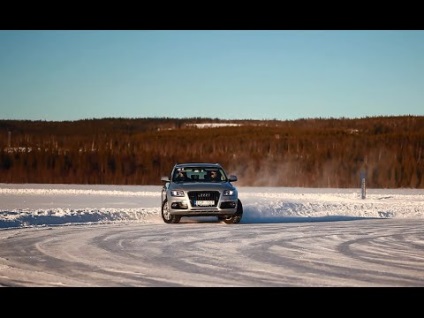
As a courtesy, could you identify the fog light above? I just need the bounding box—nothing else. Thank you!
[171,202,188,209]
[220,201,236,209]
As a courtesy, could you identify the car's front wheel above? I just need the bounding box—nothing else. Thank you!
[161,199,181,224]
[222,199,243,224]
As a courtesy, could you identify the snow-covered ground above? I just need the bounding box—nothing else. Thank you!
[1,184,423,229]
[1,184,424,287]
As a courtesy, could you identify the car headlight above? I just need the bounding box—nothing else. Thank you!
[171,190,185,197]
[223,189,235,196]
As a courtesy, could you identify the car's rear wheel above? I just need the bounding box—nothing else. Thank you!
[222,199,243,224]
[161,199,181,224]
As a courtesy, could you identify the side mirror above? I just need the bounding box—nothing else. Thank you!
[161,176,170,182]
[228,175,237,182]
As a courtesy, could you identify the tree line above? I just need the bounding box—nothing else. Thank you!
[0,116,423,188]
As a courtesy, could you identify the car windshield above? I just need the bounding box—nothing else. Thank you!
[172,167,226,182]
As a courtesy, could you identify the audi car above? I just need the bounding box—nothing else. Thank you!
[160,162,243,224]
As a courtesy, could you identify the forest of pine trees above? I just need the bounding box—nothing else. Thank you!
[0,116,423,188]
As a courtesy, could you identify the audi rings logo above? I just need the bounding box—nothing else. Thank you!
[199,193,210,198]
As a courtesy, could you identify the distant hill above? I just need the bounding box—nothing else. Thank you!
[1,116,423,188]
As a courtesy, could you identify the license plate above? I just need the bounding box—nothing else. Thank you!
[196,200,215,206]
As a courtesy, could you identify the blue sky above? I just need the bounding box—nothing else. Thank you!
[0,30,423,121]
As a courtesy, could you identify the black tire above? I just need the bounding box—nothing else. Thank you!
[223,199,243,224]
[161,199,181,224]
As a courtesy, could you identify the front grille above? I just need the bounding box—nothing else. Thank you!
[188,191,220,207]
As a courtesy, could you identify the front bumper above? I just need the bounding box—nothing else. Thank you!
[167,194,238,216]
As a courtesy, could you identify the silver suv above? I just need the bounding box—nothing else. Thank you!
[160,162,243,224]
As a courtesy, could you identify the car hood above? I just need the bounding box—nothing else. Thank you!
[169,182,236,191]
